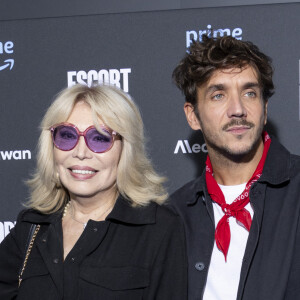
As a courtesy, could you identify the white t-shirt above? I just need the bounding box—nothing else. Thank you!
[203,183,254,300]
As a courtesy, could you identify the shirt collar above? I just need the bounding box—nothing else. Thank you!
[21,195,157,225]
[107,195,157,225]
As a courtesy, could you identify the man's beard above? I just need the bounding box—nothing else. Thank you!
[201,118,265,164]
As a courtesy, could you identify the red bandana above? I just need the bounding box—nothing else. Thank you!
[205,132,271,261]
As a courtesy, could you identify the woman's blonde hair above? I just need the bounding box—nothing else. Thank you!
[26,84,167,213]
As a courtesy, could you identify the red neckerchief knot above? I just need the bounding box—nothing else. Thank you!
[205,132,271,261]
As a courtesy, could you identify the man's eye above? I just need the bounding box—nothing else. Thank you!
[212,94,224,100]
[245,91,256,98]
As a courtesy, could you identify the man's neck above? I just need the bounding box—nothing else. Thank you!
[208,141,264,186]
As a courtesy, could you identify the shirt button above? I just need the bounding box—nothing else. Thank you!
[195,262,205,271]
[53,258,59,264]
[93,228,98,232]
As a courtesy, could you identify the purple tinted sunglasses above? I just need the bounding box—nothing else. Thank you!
[50,122,119,153]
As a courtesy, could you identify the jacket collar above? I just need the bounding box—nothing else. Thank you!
[21,195,157,225]
[258,137,290,185]
[186,136,291,205]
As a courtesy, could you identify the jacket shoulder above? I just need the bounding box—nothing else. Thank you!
[168,177,202,211]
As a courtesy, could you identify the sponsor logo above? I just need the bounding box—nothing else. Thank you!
[0,150,31,160]
[174,140,208,154]
[0,221,16,243]
[186,24,243,48]
[0,41,14,71]
[67,68,131,92]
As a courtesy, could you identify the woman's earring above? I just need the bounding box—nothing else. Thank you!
[55,172,61,189]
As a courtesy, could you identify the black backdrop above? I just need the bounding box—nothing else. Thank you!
[0,2,299,241]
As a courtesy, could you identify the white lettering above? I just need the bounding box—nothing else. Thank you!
[0,222,3,242]
[98,69,109,85]
[184,140,192,153]
[186,30,198,48]
[231,28,242,40]
[0,150,31,160]
[4,221,14,236]
[212,28,231,39]
[22,150,31,159]
[174,140,187,154]
[174,140,207,154]
[76,70,87,85]
[67,71,77,87]
[0,151,13,160]
[109,69,121,88]
[0,221,16,243]
[67,68,131,92]
[186,25,243,48]
[192,143,201,153]
[0,41,14,54]
[87,70,98,87]
[120,68,131,92]
[5,41,14,53]
[13,150,22,160]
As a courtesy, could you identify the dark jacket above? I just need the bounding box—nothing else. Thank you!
[0,196,187,300]
[170,138,300,300]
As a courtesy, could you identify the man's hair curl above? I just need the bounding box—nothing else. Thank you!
[172,35,274,106]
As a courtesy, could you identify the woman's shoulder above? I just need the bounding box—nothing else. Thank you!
[16,208,60,224]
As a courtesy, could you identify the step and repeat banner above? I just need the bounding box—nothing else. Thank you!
[0,3,300,241]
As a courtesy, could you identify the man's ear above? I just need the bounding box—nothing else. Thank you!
[183,102,202,130]
[264,100,268,126]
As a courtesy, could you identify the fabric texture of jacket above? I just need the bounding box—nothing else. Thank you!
[0,196,187,300]
[170,137,300,300]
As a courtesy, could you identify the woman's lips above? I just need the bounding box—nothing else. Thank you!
[68,166,98,179]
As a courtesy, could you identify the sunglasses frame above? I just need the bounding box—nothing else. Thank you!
[50,122,119,153]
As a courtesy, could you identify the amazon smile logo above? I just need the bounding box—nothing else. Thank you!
[0,41,14,72]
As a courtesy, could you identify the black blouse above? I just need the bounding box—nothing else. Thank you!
[0,196,187,300]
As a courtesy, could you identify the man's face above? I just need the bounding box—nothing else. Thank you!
[184,65,267,160]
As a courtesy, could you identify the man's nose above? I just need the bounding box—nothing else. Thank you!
[227,93,247,118]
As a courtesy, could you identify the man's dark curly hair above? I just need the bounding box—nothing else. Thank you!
[172,35,274,106]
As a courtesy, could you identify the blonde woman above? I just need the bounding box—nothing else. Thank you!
[0,85,187,299]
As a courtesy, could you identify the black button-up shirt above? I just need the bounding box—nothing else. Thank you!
[0,196,187,299]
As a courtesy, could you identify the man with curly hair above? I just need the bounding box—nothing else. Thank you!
[171,35,300,300]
